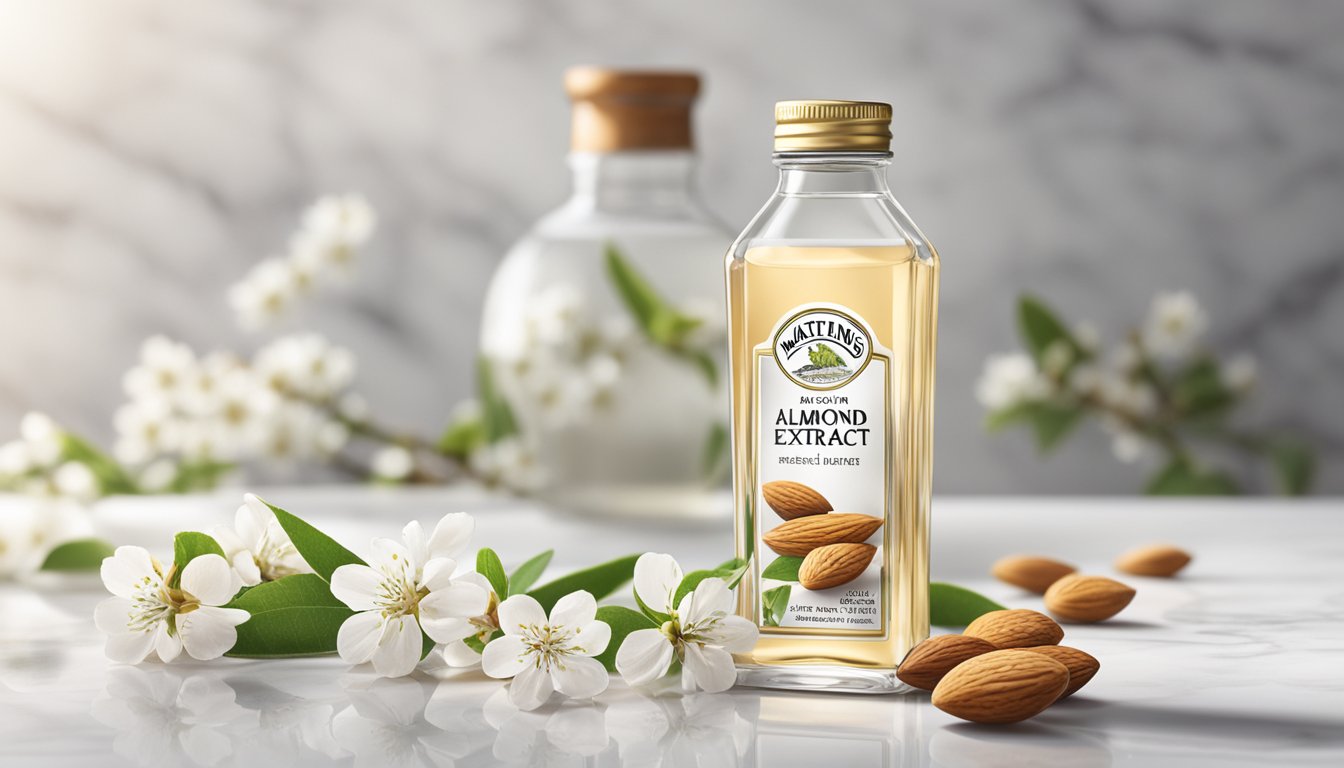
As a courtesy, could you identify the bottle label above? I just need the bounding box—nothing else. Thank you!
[753,303,891,636]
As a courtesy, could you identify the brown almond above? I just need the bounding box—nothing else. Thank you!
[762,513,883,557]
[1044,574,1136,622]
[1115,544,1192,577]
[931,649,1070,724]
[1022,645,1099,698]
[798,543,876,590]
[897,634,997,691]
[991,555,1076,594]
[964,609,1063,648]
[762,480,833,521]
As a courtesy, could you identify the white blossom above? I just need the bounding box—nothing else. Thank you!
[137,459,178,492]
[212,494,310,587]
[372,446,415,481]
[253,334,355,400]
[295,194,376,271]
[1110,431,1150,464]
[113,399,179,466]
[52,461,98,503]
[615,553,757,693]
[330,514,488,678]
[974,353,1050,411]
[0,440,32,477]
[481,591,611,711]
[19,411,63,468]
[1222,353,1258,393]
[95,547,248,663]
[1143,291,1208,360]
[469,439,545,492]
[228,258,301,330]
[123,337,197,407]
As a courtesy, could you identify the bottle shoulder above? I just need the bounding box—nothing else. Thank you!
[727,191,937,265]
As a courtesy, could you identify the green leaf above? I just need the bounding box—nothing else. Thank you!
[1145,460,1239,495]
[606,243,677,344]
[1172,358,1235,420]
[265,499,365,582]
[762,585,791,627]
[1017,295,1078,363]
[422,631,436,660]
[476,548,509,599]
[929,582,1005,627]
[715,557,749,589]
[673,570,723,608]
[437,412,486,458]
[1267,441,1315,496]
[477,358,519,443]
[170,532,225,588]
[986,401,1083,453]
[508,550,554,595]
[227,608,354,658]
[526,553,639,614]
[40,538,115,571]
[635,591,673,625]
[761,556,804,582]
[225,574,347,612]
[58,434,138,495]
[701,423,729,481]
[687,350,719,388]
[593,606,658,672]
[169,461,234,493]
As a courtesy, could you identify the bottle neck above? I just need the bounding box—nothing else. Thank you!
[568,151,698,214]
[774,153,892,196]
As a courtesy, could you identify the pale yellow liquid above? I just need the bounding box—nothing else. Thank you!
[728,245,938,675]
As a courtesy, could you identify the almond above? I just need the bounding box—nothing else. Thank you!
[931,649,1070,724]
[897,634,997,691]
[964,609,1064,648]
[762,480,833,521]
[762,513,883,557]
[1044,574,1136,622]
[991,555,1076,594]
[1115,544,1192,577]
[798,543,876,590]
[1022,645,1099,697]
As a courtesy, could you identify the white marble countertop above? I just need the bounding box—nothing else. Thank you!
[2,489,1342,767]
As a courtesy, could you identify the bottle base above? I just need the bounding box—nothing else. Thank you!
[734,664,915,694]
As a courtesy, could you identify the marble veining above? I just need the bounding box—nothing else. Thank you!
[0,0,1340,492]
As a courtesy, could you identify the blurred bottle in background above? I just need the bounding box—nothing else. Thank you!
[479,68,732,520]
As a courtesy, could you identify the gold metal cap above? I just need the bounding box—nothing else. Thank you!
[565,67,700,152]
[774,100,893,153]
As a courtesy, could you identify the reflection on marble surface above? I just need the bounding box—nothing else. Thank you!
[2,496,1344,766]
[0,0,1340,493]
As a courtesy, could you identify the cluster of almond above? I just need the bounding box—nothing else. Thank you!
[898,543,1192,724]
[994,543,1191,622]
[898,609,1090,724]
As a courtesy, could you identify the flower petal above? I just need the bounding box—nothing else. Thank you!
[440,639,482,668]
[634,553,682,614]
[238,495,272,546]
[231,551,262,588]
[551,654,608,700]
[496,594,546,637]
[418,557,458,593]
[548,590,596,630]
[94,597,134,634]
[428,512,474,560]
[508,664,553,711]
[677,577,731,627]
[177,607,248,660]
[401,520,428,569]
[370,614,423,678]
[330,564,384,611]
[369,537,413,573]
[615,628,674,687]
[179,554,238,606]
[481,635,529,679]
[104,629,156,664]
[100,546,158,598]
[155,622,182,662]
[337,610,384,665]
[706,615,759,654]
[683,644,736,693]
[420,583,489,643]
[571,620,611,657]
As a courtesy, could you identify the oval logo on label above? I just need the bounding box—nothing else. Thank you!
[772,308,873,389]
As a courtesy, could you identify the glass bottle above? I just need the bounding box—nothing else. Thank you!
[726,101,940,692]
[479,68,732,520]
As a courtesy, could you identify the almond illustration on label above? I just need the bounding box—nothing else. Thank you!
[762,480,833,520]
[762,513,883,557]
[798,543,876,590]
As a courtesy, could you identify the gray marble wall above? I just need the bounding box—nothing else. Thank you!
[0,0,1340,493]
